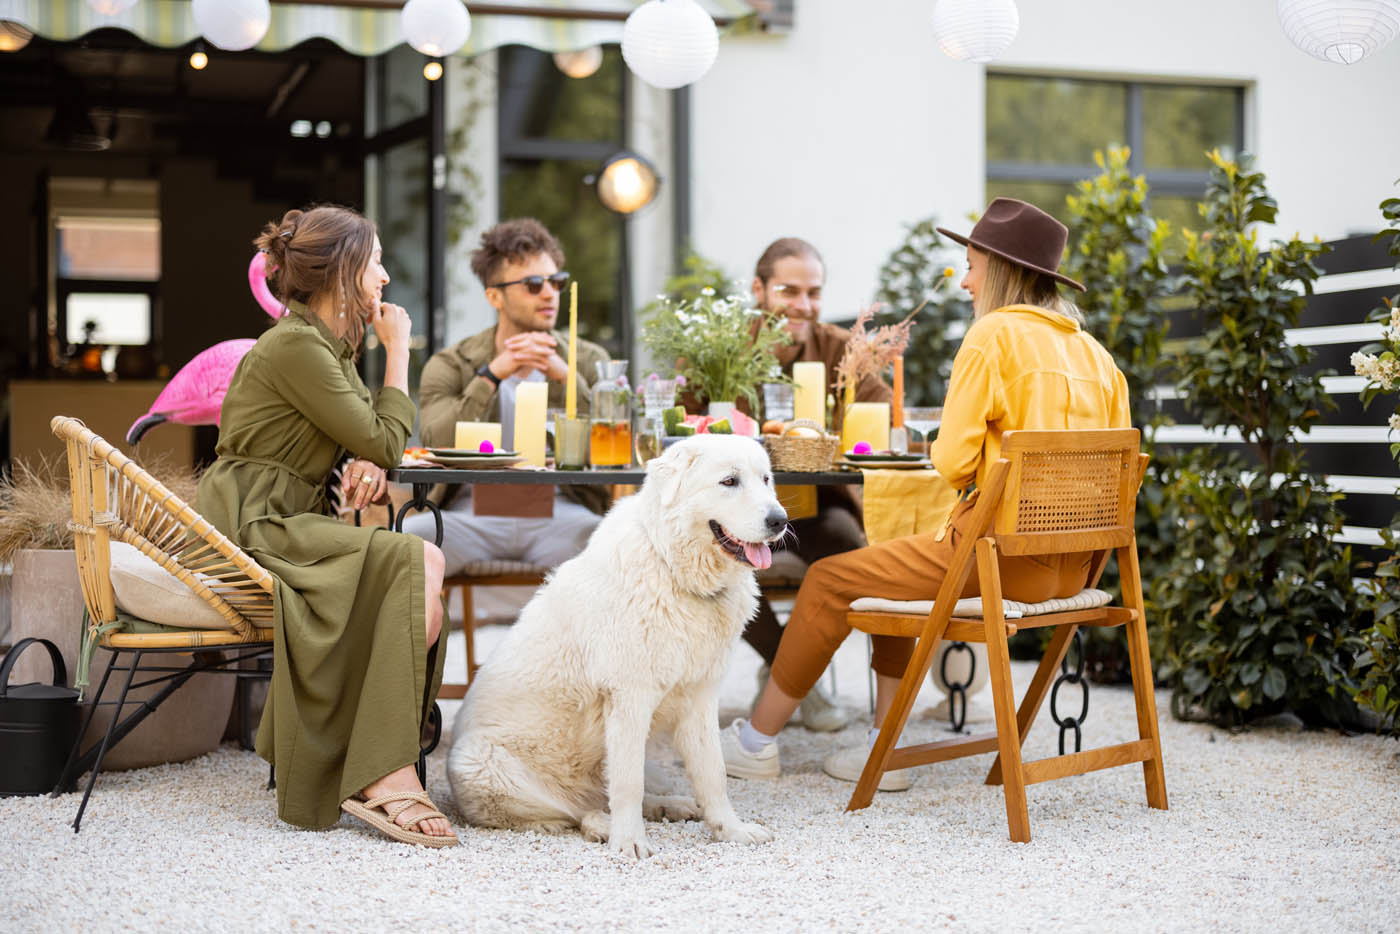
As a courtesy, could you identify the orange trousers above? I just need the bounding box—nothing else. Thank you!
[769,498,1093,700]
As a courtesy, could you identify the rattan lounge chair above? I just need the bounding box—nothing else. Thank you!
[49,416,274,831]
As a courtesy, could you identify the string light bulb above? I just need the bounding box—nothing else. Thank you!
[423,59,443,81]
[189,43,209,70]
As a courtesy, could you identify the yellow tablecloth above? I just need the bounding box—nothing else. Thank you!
[860,468,961,545]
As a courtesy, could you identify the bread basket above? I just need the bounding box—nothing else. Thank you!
[762,419,840,472]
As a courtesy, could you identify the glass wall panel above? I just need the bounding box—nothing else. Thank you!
[1142,85,1238,170]
[986,75,1125,166]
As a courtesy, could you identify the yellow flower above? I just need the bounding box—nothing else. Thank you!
[942,266,956,278]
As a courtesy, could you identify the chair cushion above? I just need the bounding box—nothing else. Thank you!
[848,588,1113,620]
[108,541,232,631]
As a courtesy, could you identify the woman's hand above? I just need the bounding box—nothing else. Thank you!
[371,301,412,356]
[342,459,389,511]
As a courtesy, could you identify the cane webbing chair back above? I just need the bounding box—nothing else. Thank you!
[51,416,274,648]
[845,428,1167,842]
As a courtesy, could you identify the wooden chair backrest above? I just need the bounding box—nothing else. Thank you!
[993,428,1142,557]
[51,416,275,637]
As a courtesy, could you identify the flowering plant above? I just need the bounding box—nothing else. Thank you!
[1352,304,1400,459]
[834,302,918,408]
[641,288,791,411]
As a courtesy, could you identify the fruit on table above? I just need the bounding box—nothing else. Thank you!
[761,420,784,435]
[479,440,495,453]
[708,419,732,434]
[851,441,872,455]
[662,405,686,435]
[672,424,697,436]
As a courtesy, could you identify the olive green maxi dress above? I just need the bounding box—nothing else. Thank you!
[197,302,445,829]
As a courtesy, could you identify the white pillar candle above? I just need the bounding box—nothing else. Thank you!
[841,401,890,454]
[792,361,826,429]
[513,381,548,466]
[454,421,502,452]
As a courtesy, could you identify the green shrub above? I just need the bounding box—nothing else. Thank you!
[1349,190,1400,734]
[1061,147,1176,683]
[1155,151,1363,727]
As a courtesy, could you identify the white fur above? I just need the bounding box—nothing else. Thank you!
[447,435,786,858]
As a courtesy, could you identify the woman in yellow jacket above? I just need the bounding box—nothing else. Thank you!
[722,198,1130,790]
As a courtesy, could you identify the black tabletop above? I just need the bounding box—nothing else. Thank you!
[388,466,864,486]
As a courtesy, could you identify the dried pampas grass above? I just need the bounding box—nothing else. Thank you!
[0,452,202,564]
[834,301,922,404]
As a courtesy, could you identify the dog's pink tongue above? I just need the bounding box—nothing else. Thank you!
[743,541,773,570]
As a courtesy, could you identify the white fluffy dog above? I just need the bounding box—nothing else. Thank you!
[447,435,788,857]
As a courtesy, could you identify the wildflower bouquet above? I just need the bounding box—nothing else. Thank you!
[641,288,792,411]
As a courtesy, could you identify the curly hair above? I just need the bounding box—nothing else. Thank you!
[470,218,565,289]
[253,205,377,350]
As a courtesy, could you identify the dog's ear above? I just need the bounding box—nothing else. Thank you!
[647,438,702,508]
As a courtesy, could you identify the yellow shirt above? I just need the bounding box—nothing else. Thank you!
[931,304,1130,491]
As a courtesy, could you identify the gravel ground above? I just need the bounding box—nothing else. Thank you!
[3,623,1397,933]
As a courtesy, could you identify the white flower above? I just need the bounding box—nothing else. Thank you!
[1389,412,1400,432]
[1352,351,1378,379]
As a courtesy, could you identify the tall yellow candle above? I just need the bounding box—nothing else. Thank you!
[792,361,825,428]
[565,280,579,419]
[513,381,548,466]
[841,402,890,454]
[892,357,904,429]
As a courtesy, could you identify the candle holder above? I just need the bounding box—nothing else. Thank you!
[554,415,590,470]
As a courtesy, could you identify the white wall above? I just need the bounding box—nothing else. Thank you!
[692,0,1400,319]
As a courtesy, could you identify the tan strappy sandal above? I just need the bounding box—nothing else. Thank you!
[341,791,460,848]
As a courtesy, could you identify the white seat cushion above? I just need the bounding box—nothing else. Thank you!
[108,541,232,630]
[849,588,1113,621]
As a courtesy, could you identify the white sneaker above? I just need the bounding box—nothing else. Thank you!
[821,743,912,792]
[720,718,780,780]
[753,665,850,733]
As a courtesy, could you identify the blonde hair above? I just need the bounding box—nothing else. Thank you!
[254,205,377,352]
[975,250,1083,323]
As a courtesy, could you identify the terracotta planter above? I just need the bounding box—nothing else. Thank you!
[7,549,235,771]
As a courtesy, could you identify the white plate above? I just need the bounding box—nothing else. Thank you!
[423,453,525,469]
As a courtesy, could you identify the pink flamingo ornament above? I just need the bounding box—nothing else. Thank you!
[125,253,286,444]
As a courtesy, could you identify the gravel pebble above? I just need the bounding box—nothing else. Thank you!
[2,626,1396,932]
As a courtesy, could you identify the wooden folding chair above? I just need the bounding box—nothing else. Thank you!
[49,416,275,831]
[845,428,1168,842]
[438,564,548,697]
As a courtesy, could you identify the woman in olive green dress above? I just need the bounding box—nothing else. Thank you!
[198,206,455,846]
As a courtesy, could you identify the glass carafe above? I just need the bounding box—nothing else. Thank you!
[589,359,633,467]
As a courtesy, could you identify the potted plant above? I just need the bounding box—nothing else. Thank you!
[1,453,236,770]
[641,286,792,416]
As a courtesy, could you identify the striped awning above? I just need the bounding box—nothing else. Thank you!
[0,0,757,57]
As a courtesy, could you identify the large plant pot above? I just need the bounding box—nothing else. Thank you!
[7,549,235,771]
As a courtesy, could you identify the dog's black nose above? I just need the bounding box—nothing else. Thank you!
[764,508,787,536]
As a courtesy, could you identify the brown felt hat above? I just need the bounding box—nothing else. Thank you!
[937,198,1085,292]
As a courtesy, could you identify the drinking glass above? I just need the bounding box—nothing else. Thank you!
[554,415,590,470]
[761,382,794,423]
[902,406,942,455]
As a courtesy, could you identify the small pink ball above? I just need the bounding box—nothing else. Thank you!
[852,441,872,455]
[478,440,495,453]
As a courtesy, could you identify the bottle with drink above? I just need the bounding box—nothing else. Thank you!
[589,359,633,467]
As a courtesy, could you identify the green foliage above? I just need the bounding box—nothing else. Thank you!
[1154,151,1362,726]
[1350,187,1400,734]
[871,218,970,404]
[641,284,791,412]
[1064,147,1174,434]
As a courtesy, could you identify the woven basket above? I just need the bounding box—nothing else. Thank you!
[762,419,840,472]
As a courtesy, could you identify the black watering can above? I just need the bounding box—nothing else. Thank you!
[0,638,80,796]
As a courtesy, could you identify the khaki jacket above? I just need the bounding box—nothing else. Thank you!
[418,325,613,514]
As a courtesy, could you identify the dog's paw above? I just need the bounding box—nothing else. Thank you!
[642,794,702,822]
[579,810,609,843]
[713,820,774,845]
[608,831,653,859]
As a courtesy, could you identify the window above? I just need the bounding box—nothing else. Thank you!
[986,74,1244,232]
[55,216,160,347]
[497,45,628,356]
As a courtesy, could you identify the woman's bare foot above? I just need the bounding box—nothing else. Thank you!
[360,765,454,838]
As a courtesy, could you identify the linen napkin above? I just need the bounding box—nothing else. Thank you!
[860,468,960,545]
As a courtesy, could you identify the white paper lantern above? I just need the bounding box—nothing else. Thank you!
[622,0,719,90]
[1277,0,1400,64]
[402,0,472,58]
[191,0,270,52]
[87,0,139,15]
[931,0,1019,64]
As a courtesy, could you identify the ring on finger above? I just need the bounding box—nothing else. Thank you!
[359,474,375,486]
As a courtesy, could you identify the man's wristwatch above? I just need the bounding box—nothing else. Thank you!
[476,363,501,387]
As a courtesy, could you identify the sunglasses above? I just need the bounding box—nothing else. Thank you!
[489,272,571,295]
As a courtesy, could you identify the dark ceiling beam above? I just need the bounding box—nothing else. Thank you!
[266,60,315,119]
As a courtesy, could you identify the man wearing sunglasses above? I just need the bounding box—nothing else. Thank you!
[726,238,892,746]
[404,219,612,617]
